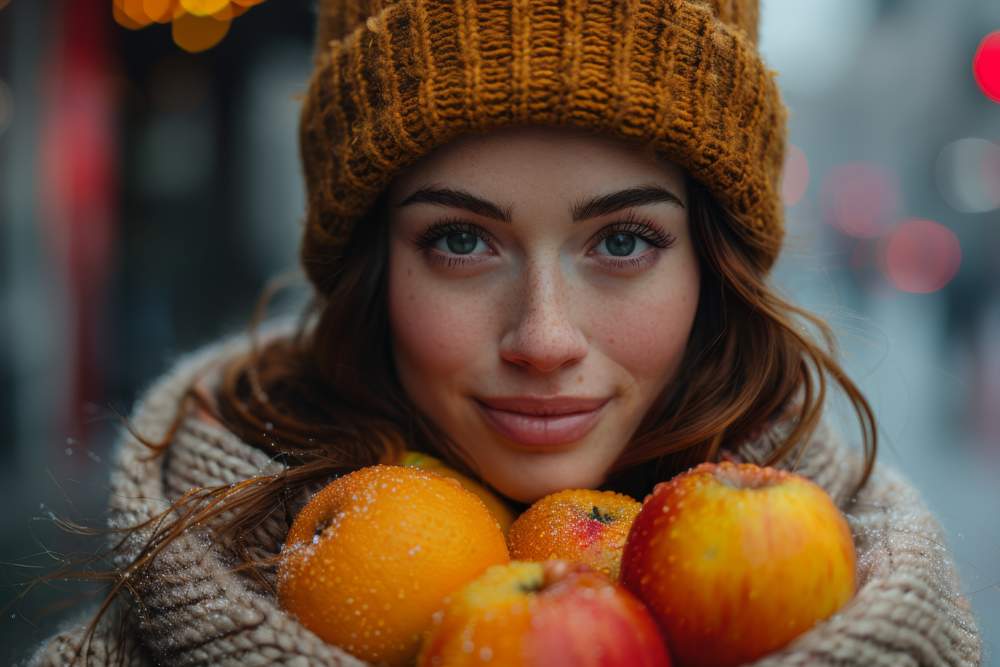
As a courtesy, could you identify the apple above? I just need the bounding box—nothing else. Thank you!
[417,560,672,667]
[620,461,857,667]
[507,488,641,580]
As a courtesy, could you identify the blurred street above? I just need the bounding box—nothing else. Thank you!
[2,0,998,663]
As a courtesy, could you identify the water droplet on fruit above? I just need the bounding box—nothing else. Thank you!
[431,610,444,625]
[479,646,494,661]
[463,639,475,653]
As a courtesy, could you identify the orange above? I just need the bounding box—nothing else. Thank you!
[397,450,516,535]
[507,489,641,580]
[277,464,510,666]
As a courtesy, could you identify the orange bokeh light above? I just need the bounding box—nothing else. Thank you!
[172,11,231,52]
[142,0,175,22]
[180,0,230,16]
[973,31,1000,104]
[882,219,962,294]
[113,0,262,49]
[116,0,154,27]
[113,2,147,29]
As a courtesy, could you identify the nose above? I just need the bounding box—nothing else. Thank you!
[498,261,588,373]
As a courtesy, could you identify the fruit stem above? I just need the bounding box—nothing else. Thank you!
[588,506,614,524]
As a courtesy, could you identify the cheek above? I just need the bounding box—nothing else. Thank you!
[387,257,496,383]
[589,274,699,381]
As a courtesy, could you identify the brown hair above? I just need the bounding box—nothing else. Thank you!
[36,171,877,663]
[206,173,876,496]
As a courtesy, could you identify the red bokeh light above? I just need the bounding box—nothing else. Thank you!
[882,219,962,294]
[973,31,1000,103]
[782,144,809,207]
[820,162,899,238]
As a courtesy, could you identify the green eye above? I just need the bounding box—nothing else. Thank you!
[445,231,479,255]
[602,233,639,257]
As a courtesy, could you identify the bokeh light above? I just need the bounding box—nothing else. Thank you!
[820,162,899,238]
[172,12,231,53]
[181,0,230,14]
[882,219,962,294]
[142,0,175,23]
[973,30,1000,103]
[781,144,809,207]
[113,0,261,50]
[114,0,152,29]
[935,138,1000,214]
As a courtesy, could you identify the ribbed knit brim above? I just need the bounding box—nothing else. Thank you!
[299,0,788,292]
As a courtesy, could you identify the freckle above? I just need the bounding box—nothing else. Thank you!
[576,375,583,384]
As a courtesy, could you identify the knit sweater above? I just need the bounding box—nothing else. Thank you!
[28,323,983,666]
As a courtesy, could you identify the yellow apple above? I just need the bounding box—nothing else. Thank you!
[620,461,856,667]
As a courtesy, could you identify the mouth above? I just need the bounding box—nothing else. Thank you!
[473,398,611,448]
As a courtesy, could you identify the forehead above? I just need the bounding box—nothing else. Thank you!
[386,125,685,206]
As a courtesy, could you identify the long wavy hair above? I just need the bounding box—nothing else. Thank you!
[39,170,877,663]
[197,173,877,493]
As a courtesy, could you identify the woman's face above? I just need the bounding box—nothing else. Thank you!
[385,125,700,503]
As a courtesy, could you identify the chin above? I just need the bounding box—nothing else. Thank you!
[485,453,610,504]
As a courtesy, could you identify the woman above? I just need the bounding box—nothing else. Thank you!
[30,0,982,664]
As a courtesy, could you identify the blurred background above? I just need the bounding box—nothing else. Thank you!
[0,0,997,663]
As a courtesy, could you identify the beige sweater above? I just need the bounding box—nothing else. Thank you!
[28,325,983,666]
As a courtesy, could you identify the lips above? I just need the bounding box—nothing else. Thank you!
[475,396,611,448]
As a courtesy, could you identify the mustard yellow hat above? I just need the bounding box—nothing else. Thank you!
[299,0,787,290]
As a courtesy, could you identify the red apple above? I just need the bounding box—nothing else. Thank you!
[621,462,856,667]
[417,560,673,667]
[507,488,642,580]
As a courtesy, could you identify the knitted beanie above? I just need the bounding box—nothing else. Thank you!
[299,0,788,292]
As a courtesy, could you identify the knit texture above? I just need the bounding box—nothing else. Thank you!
[299,0,788,294]
[27,323,983,666]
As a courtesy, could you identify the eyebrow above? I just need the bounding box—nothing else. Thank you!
[396,184,685,223]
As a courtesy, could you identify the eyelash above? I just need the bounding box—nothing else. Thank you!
[413,210,677,271]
